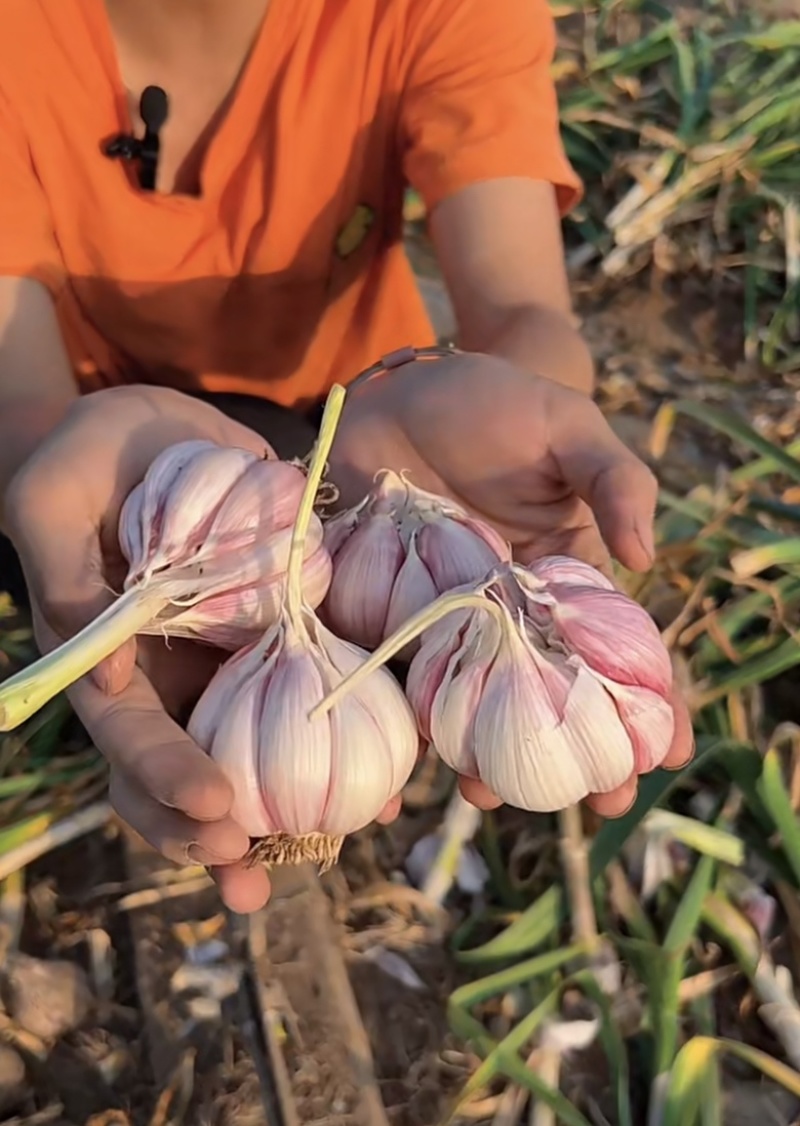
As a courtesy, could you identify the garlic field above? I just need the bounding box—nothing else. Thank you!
[2,0,800,1124]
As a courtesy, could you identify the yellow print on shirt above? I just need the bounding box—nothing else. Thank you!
[335,204,375,258]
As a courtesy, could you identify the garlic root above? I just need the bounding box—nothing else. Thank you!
[246,831,346,873]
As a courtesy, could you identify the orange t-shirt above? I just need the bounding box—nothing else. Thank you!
[0,0,579,409]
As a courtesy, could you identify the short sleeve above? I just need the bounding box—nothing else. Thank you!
[398,0,581,215]
[0,87,64,293]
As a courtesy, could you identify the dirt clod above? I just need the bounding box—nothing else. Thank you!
[2,953,93,1041]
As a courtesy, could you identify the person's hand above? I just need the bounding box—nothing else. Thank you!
[4,385,401,912]
[329,350,694,816]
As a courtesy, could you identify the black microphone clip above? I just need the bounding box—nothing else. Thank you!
[104,85,169,192]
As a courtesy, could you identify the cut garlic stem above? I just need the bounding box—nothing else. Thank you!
[558,804,601,955]
[0,587,169,731]
[311,589,504,719]
[420,789,482,906]
[286,383,346,622]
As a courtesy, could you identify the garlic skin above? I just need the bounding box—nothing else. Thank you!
[188,611,419,853]
[141,545,333,650]
[322,469,511,652]
[405,557,674,812]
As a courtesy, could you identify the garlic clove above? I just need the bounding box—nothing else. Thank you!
[323,689,403,836]
[405,606,475,740]
[199,459,308,557]
[601,680,675,773]
[382,537,438,644]
[255,639,333,836]
[187,640,266,751]
[470,630,578,811]
[460,514,512,564]
[473,629,634,811]
[557,662,636,796]
[429,614,500,779]
[317,623,419,798]
[323,514,404,649]
[416,520,503,593]
[323,507,362,559]
[138,439,218,546]
[547,586,672,696]
[118,482,146,576]
[144,446,259,579]
[207,674,276,838]
[524,555,615,591]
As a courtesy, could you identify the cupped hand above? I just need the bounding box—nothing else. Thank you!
[4,385,400,913]
[329,350,694,816]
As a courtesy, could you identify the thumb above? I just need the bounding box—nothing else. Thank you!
[552,398,658,571]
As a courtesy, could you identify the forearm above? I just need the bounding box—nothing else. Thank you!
[462,304,595,396]
[0,278,79,532]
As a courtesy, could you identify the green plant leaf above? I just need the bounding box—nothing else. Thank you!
[757,747,800,886]
[447,943,585,1041]
[665,402,800,483]
[662,1037,800,1126]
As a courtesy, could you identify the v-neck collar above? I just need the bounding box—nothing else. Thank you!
[87,0,294,209]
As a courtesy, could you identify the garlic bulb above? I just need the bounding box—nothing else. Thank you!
[188,385,419,869]
[0,442,330,731]
[322,469,510,651]
[118,444,331,649]
[315,557,674,814]
[188,611,418,867]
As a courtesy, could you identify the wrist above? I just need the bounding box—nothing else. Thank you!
[468,306,595,396]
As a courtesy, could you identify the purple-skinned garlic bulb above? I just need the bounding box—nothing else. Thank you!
[322,469,511,652]
[0,440,331,731]
[188,611,419,867]
[314,556,675,813]
[188,386,419,870]
[117,441,331,648]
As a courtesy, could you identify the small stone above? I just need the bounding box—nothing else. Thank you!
[0,1043,26,1114]
[170,963,241,1002]
[2,953,93,1041]
[186,995,222,1023]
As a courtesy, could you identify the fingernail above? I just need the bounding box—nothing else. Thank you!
[663,735,696,772]
[611,792,638,818]
[663,757,692,773]
[186,842,243,866]
[91,661,115,695]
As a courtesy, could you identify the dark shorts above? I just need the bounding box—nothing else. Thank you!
[0,392,319,609]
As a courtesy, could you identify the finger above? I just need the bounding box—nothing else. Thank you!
[458,775,503,810]
[69,662,235,822]
[551,396,658,572]
[211,862,272,914]
[134,635,226,721]
[514,517,613,578]
[661,683,695,771]
[376,794,403,824]
[585,772,638,818]
[109,771,249,867]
